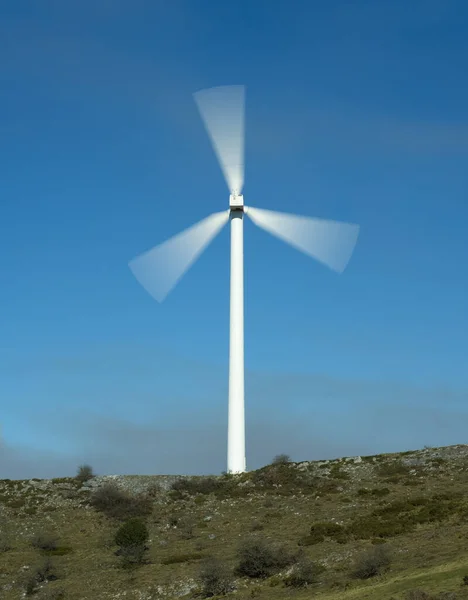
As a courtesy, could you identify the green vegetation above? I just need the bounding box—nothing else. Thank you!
[298,521,348,546]
[198,556,234,597]
[235,535,298,579]
[271,453,292,465]
[2,445,468,599]
[352,543,392,579]
[113,517,149,567]
[89,481,152,520]
[115,518,149,549]
[75,464,95,484]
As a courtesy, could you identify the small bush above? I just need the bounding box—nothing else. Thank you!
[171,477,222,496]
[271,454,291,465]
[177,515,196,539]
[236,535,298,579]
[318,480,342,494]
[0,533,11,552]
[76,464,95,483]
[146,483,161,498]
[251,464,315,492]
[328,464,350,480]
[198,556,234,597]
[36,557,58,582]
[118,544,148,566]
[115,518,149,549]
[115,518,149,567]
[0,517,12,552]
[25,575,37,596]
[352,544,392,579]
[24,557,59,594]
[376,461,410,478]
[90,482,152,520]
[31,531,59,551]
[7,498,26,508]
[284,555,324,588]
[347,515,410,539]
[168,514,179,527]
[298,521,347,546]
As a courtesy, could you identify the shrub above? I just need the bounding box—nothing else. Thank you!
[76,464,95,483]
[251,463,315,492]
[7,498,26,508]
[318,480,342,495]
[235,536,298,579]
[179,516,196,539]
[115,518,149,567]
[328,464,351,480]
[298,521,347,546]
[347,515,410,540]
[0,533,11,552]
[352,544,392,579]
[25,575,37,596]
[115,518,149,548]
[376,461,410,478]
[198,557,234,597]
[90,482,152,520]
[118,544,148,566]
[146,483,161,498]
[0,516,12,552]
[35,557,58,582]
[24,557,59,594]
[348,493,464,541]
[168,514,179,527]
[31,530,59,551]
[271,454,291,465]
[284,555,324,588]
[171,477,221,496]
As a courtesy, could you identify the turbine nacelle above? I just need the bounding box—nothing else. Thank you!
[229,193,244,211]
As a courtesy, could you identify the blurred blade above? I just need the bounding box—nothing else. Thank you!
[129,210,229,303]
[246,206,359,273]
[193,85,245,194]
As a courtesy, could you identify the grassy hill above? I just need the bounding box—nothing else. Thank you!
[2,445,468,599]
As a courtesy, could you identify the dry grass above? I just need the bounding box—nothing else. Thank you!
[1,445,468,599]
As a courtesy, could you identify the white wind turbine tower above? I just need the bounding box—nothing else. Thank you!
[129,85,359,474]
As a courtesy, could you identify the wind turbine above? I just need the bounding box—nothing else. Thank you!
[129,85,359,474]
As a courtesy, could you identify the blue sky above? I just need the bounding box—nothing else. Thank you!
[1,0,467,478]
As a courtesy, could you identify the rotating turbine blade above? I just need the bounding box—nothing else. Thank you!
[246,206,359,273]
[193,85,245,194]
[129,210,229,303]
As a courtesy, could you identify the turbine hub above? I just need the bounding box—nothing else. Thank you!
[229,193,244,211]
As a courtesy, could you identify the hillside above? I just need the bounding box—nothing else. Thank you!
[2,445,468,600]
